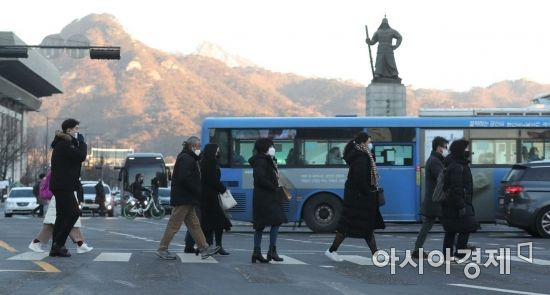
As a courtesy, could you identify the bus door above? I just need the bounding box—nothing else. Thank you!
[221,167,252,222]
[373,143,417,221]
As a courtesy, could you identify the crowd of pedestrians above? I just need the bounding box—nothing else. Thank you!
[30,118,477,263]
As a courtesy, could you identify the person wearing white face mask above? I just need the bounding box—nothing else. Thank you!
[156,136,220,260]
[248,138,287,263]
[412,136,449,259]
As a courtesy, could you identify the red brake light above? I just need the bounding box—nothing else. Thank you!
[505,185,523,196]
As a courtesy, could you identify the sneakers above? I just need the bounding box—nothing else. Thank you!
[156,249,177,260]
[325,249,344,262]
[28,241,45,253]
[77,243,94,254]
[200,245,221,259]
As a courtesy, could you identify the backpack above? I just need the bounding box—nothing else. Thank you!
[431,169,448,203]
[432,163,463,203]
[39,171,53,200]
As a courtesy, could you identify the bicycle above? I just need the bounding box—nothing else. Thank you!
[122,191,165,220]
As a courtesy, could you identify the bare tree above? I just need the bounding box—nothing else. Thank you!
[19,130,46,185]
[0,117,26,180]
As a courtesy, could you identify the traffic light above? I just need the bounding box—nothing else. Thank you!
[89,48,120,60]
[0,47,28,58]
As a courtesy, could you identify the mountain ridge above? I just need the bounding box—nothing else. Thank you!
[28,13,550,159]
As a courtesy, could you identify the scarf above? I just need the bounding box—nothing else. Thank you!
[355,143,380,187]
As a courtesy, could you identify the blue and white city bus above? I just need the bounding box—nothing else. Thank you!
[202,113,550,232]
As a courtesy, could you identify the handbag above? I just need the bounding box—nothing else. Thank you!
[376,187,385,207]
[280,186,292,201]
[218,190,237,210]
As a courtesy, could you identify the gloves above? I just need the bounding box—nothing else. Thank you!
[458,207,467,217]
[77,133,85,143]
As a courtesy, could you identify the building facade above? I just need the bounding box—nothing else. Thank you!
[0,32,62,184]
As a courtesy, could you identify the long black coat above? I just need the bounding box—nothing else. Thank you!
[420,151,444,217]
[49,133,87,191]
[337,146,385,238]
[249,153,287,230]
[440,154,478,233]
[200,157,232,231]
[170,149,201,206]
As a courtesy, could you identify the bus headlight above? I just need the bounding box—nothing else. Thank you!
[144,200,148,206]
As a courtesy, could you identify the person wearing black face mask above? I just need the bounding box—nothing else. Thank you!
[199,144,232,255]
[440,139,477,262]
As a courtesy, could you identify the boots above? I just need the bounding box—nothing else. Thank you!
[251,247,269,263]
[49,244,71,257]
[217,246,230,256]
[267,246,283,262]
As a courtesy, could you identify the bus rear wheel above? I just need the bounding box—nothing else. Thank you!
[303,194,342,233]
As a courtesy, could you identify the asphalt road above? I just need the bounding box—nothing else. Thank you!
[1,212,549,295]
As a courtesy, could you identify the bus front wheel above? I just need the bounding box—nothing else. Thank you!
[303,194,342,233]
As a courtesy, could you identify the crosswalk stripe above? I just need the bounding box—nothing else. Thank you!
[339,255,374,266]
[8,252,49,261]
[93,252,132,262]
[510,256,550,266]
[177,253,218,263]
[270,255,307,265]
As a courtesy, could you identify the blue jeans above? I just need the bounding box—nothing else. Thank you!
[254,226,279,249]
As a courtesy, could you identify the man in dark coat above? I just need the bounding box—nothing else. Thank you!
[49,118,87,257]
[412,136,448,259]
[156,136,219,260]
[95,180,106,216]
[441,139,477,260]
[200,143,232,255]
[249,138,287,263]
[326,132,384,262]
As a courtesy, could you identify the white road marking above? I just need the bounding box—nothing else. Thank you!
[8,252,49,261]
[270,255,307,265]
[510,256,550,266]
[94,252,132,262]
[449,283,549,295]
[177,253,218,263]
[339,255,374,266]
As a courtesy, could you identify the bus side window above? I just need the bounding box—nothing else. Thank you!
[373,145,413,166]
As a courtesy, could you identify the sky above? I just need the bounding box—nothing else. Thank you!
[1,0,549,91]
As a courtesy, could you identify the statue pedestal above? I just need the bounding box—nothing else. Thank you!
[366,82,406,116]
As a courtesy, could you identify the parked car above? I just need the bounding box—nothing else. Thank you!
[158,187,171,214]
[81,182,115,217]
[497,161,550,238]
[4,187,38,217]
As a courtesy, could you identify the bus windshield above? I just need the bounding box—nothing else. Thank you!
[127,163,165,188]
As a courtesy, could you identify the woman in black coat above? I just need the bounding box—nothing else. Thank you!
[200,144,232,255]
[325,132,385,262]
[441,139,477,260]
[249,138,287,263]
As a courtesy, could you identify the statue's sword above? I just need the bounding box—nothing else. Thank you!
[365,25,375,79]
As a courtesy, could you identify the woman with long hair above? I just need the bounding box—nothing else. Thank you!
[325,132,385,261]
[200,143,232,255]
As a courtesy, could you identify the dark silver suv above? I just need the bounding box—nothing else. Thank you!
[497,161,550,238]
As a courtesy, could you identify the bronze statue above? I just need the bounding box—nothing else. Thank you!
[366,17,402,82]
